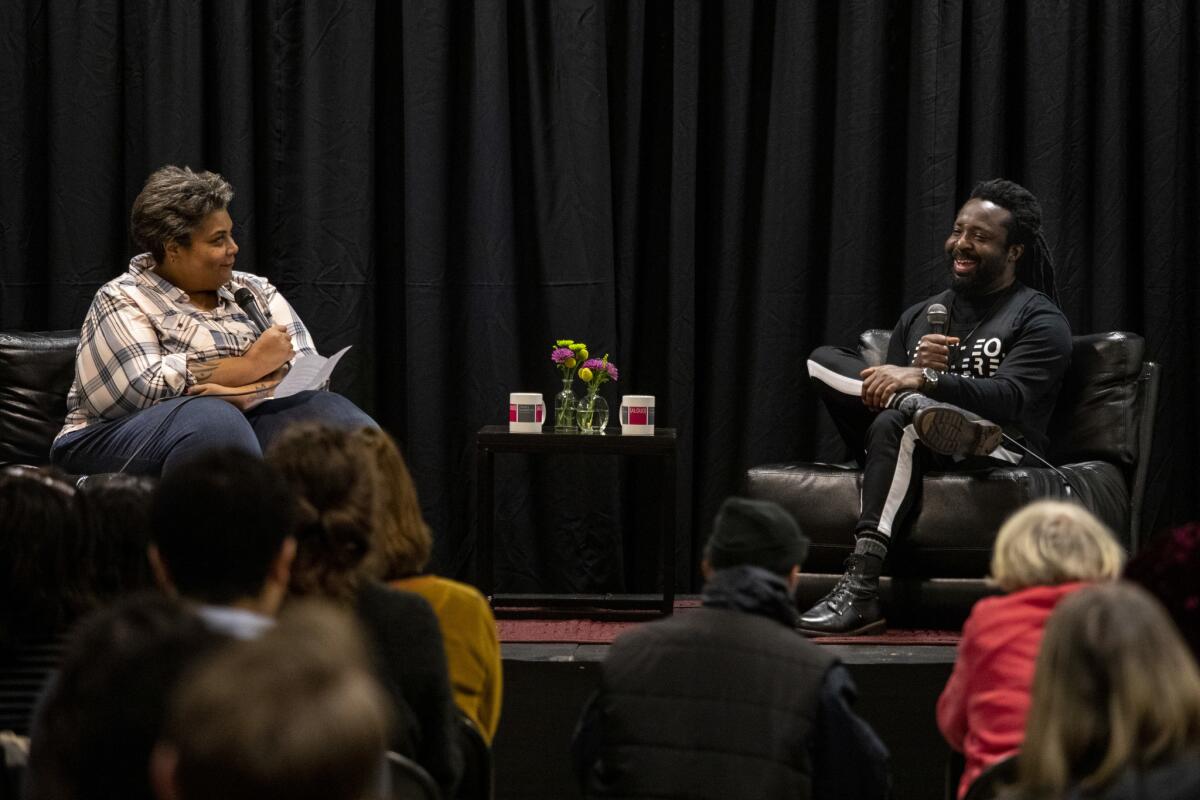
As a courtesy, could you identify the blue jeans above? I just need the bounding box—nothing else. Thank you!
[50,391,377,477]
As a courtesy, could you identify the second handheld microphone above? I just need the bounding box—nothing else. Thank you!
[234,287,271,333]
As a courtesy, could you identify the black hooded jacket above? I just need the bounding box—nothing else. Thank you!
[572,566,889,799]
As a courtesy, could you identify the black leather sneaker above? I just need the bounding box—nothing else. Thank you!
[913,404,1003,457]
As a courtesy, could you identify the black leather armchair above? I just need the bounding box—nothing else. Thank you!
[744,332,1160,627]
[0,330,79,468]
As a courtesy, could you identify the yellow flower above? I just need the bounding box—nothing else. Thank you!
[578,367,593,382]
[565,357,577,368]
[578,348,589,361]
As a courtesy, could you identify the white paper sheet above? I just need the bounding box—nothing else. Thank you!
[243,345,352,409]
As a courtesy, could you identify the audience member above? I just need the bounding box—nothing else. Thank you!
[356,426,503,743]
[266,423,462,796]
[25,594,223,800]
[76,473,158,601]
[0,466,90,736]
[938,500,1124,799]
[1123,521,1200,663]
[572,496,889,800]
[1009,582,1200,799]
[148,448,299,639]
[150,601,391,800]
[0,729,28,799]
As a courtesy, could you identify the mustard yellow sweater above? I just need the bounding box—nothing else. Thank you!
[390,575,502,743]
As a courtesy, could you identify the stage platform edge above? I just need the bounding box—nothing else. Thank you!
[495,631,958,800]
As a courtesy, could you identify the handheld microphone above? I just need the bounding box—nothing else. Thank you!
[927,303,948,335]
[926,302,951,372]
[234,288,271,333]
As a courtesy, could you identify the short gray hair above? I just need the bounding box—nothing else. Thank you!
[130,165,234,261]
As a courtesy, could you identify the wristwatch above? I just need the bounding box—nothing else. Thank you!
[922,367,939,392]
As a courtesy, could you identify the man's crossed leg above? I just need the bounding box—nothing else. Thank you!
[797,346,1019,636]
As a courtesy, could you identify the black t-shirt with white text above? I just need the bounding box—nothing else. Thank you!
[885,282,1072,456]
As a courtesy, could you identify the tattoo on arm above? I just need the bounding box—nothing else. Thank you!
[254,382,272,399]
[190,361,218,382]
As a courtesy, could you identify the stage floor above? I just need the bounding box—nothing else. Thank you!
[495,594,962,645]
[492,600,960,800]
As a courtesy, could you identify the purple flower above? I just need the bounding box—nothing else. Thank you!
[582,357,619,382]
[551,347,574,364]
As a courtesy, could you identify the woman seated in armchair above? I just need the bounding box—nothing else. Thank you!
[51,165,374,477]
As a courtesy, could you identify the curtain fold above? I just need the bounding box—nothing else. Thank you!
[1,0,1195,590]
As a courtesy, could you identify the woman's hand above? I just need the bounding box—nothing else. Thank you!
[190,328,292,387]
[186,376,283,411]
[859,365,925,410]
[911,334,959,372]
[245,324,295,375]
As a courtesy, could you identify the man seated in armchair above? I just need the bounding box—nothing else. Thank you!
[799,179,1073,636]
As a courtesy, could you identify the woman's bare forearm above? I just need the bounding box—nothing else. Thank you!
[189,353,272,387]
[185,375,284,410]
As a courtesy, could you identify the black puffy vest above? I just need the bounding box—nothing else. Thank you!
[583,607,837,800]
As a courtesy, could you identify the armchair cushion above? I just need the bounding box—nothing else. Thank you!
[745,459,1127,577]
[1048,332,1144,467]
[0,331,78,467]
[745,330,1155,623]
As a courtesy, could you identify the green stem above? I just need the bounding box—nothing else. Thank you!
[555,377,575,429]
[579,389,598,431]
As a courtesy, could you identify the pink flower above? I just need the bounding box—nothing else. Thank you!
[582,357,619,382]
[551,347,573,364]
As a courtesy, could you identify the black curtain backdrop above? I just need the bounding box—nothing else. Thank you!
[2,1,1196,592]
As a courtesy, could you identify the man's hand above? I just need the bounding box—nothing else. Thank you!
[859,365,925,410]
[911,334,959,372]
[186,376,283,411]
[245,324,295,375]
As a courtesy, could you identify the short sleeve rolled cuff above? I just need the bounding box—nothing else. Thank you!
[163,352,192,392]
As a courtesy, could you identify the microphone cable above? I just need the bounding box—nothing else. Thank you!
[999,432,1075,499]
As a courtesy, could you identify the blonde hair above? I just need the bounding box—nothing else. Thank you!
[351,428,433,580]
[989,501,1125,592]
[1016,582,1200,798]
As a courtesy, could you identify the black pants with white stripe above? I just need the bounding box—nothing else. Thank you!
[807,345,1012,543]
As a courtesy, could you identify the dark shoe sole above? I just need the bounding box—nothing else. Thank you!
[914,406,1002,456]
[797,618,888,638]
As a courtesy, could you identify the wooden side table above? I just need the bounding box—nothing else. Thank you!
[474,425,678,615]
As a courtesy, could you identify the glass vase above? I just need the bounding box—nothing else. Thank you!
[553,378,578,432]
[576,392,609,434]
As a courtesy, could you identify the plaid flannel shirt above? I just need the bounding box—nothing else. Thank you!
[57,253,318,440]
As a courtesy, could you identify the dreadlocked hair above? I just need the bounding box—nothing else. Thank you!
[969,178,1061,306]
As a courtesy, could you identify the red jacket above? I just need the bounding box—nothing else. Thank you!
[937,582,1086,799]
